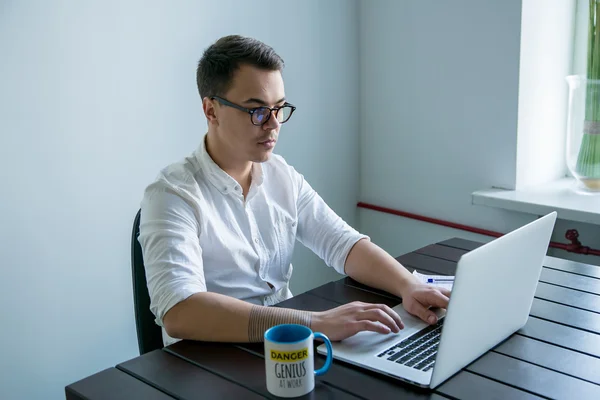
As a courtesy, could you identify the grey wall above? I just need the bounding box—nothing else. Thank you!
[0,1,358,398]
[357,0,600,266]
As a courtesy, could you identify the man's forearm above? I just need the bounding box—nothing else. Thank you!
[344,239,418,298]
[163,292,312,342]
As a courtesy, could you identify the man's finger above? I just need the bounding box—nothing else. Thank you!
[406,299,437,324]
[356,320,392,335]
[408,290,451,324]
[363,303,404,330]
[439,287,452,298]
[418,289,450,309]
[360,309,401,333]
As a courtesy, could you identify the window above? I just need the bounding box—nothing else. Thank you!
[472,0,600,222]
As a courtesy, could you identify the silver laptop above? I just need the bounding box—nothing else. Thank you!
[317,212,557,389]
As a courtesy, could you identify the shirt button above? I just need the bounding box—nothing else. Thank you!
[254,238,259,244]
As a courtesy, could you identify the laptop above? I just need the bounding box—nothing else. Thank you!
[317,211,557,389]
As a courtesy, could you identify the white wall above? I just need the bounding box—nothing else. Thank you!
[0,1,358,399]
[357,0,600,267]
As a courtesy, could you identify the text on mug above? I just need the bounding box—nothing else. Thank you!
[270,348,309,362]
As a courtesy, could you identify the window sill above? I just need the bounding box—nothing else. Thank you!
[472,178,600,225]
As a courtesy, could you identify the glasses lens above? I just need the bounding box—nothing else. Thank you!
[252,107,271,125]
[277,106,293,123]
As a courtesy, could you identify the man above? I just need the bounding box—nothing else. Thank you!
[139,35,450,347]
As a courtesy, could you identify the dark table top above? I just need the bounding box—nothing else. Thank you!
[66,238,600,400]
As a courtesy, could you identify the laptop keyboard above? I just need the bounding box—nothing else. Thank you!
[376,319,444,372]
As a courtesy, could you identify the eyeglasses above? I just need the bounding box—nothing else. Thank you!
[211,96,296,126]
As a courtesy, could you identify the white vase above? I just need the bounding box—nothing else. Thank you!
[565,74,600,193]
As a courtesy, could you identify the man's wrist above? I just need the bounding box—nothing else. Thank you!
[310,311,322,332]
[396,273,419,299]
[247,306,313,342]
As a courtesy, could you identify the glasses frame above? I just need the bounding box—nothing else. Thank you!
[210,96,296,126]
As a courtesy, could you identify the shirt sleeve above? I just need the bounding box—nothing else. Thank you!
[293,171,370,275]
[137,186,207,327]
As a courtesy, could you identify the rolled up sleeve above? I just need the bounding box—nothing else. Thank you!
[138,186,206,326]
[294,174,369,275]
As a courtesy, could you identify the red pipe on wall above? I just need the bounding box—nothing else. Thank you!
[357,201,600,257]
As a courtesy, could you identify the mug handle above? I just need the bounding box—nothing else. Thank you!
[313,332,333,376]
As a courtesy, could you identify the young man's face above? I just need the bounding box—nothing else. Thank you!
[207,64,286,164]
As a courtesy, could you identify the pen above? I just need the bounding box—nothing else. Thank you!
[427,278,454,283]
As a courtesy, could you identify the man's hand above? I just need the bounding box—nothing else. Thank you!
[401,282,451,325]
[311,301,405,341]
[344,240,452,326]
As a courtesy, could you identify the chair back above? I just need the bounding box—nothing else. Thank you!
[131,209,163,354]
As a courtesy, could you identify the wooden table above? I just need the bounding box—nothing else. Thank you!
[66,238,600,399]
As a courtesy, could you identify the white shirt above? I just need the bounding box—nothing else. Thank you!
[138,136,368,345]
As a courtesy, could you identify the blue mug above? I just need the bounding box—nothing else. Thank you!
[264,324,333,397]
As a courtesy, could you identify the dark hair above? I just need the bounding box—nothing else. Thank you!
[196,35,284,100]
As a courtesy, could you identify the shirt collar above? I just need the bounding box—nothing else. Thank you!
[195,134,264,195]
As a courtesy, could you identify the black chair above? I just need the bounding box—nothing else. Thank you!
[131,209,163,354]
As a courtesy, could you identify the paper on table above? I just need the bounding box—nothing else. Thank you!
[412,270,454,290]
